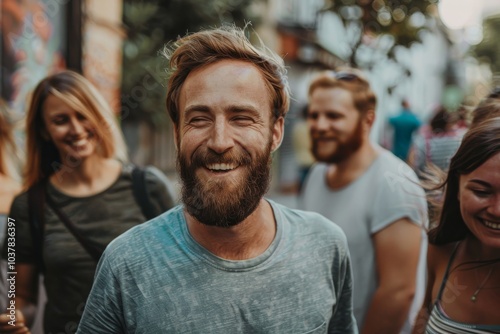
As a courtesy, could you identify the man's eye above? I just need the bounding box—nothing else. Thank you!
[189,117,210,125]
[326,113,341,120]
[232,117,253,124]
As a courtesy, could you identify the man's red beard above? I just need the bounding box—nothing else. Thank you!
[311,119,363,163]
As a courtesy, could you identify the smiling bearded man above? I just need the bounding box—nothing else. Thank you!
[77,26,357,334]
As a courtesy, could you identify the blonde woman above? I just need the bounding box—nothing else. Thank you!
[0,71,176,333]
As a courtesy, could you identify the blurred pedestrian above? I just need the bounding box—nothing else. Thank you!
[0,102,21,310]
[472,100,500,127]
[455,105,470,130]
[410,106,466,174]
[471,87,500,127]
[77,26,357,333]
[0,71,176,334]
[412,116,500,333]
[388,99,422,161]
[301,68,428,333]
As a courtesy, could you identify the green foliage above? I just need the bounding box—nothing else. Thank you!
[471,15,500,74]
[121,0,260,127]
[325,0,439,66]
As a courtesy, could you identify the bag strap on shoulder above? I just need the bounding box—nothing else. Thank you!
[28,168,157,268]
[131,166,157,220]
[44,194,104,262]
[29,181,104,265]
[28,182,46,272]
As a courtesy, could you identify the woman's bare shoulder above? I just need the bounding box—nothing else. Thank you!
[427,242,457,272]
[0,174,21,194]
[0,174,22,213]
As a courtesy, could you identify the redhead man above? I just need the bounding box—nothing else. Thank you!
[301,69,427,334]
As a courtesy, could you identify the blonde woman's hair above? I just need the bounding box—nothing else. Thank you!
[24,70,128,188]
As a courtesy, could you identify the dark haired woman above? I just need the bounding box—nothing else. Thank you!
[412,117,500,333]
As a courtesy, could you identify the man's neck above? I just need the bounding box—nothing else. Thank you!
[185,199,277,260]
[326,141,380,190]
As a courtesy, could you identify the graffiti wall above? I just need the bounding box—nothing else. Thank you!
[0,0,66,115]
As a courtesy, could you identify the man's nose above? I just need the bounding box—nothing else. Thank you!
[206,118,235,154]
[309,114,329,132]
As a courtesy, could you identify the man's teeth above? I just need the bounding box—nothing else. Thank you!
[207,163,237,171]
[483,220,500,230]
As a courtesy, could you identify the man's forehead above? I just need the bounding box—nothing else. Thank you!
[179,60,271,115]
[309,86,355,106]
[186,59,262,83]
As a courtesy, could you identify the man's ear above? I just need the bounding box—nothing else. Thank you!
[173,124,179,150]
[363,110,375,130]
[271,116,285,153]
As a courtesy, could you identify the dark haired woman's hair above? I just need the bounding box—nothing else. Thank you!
[428,116,500,245]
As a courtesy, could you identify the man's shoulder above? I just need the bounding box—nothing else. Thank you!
[374,149,418,177]
[271,200,348,245]
[369,149,425,197]
[309,162,327,174]
[104,205,184,260]
[303,163,327,186]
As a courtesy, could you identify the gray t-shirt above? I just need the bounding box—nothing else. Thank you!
[301,149,428,333]
[77,200,358,334]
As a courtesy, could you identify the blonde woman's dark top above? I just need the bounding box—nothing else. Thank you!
[2,165,176,333]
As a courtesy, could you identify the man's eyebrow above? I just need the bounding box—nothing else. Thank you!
[184,105,211,116]
[227,104,261,115]
[184,104,263,116]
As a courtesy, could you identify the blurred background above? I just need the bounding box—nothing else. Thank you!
[1,0,500,201]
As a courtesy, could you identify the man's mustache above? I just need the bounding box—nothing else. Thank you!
[191,149,252,167]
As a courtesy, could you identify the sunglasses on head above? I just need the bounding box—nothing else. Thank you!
[326,70,361,82]
[487,87,500,99]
